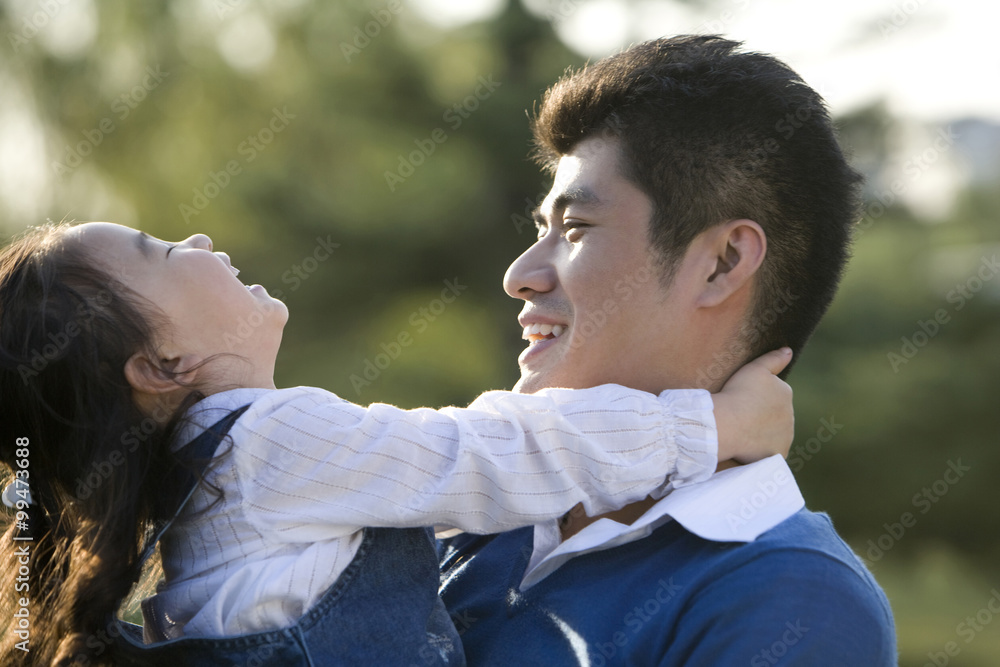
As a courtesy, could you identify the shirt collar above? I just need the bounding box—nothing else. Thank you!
[170,387,271,451]
[521,455,804,589]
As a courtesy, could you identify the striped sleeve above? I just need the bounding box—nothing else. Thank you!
[230,384,717,538]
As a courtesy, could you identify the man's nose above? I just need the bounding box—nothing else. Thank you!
[503,241,556,299]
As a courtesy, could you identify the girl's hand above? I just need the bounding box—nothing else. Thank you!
[712,348,794,464]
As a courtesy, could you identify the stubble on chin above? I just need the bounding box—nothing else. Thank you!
[512,370,545,395]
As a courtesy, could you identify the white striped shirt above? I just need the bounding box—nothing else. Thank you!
[146,384,717,638]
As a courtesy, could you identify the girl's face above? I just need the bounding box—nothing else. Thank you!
[66,222,288,393]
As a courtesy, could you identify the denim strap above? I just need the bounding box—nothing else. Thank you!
[136,404,251,566]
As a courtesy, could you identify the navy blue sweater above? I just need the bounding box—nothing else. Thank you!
[440,509,896,666]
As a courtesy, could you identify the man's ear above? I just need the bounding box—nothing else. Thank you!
[124,351,202,395]
[696,219,766,308]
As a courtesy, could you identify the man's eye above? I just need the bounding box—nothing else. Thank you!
[563,223,588,240]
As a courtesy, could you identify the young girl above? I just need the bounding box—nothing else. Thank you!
[0,222,792,666]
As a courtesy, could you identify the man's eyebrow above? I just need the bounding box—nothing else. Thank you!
[531,187,602,225]
[555,187,601,211]
[135,231,150,256]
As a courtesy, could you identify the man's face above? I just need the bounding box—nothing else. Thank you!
[504,135,699,394]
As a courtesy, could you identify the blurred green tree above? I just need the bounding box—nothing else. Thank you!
[1,2,997,663]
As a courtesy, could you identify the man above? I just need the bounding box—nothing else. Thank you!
[439,35,897,665]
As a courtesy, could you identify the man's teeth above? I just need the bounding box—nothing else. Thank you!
[522,323,566,341]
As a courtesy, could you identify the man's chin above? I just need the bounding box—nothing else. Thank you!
[513,368,581,394]
[511,375,533,395]
[513,371,550,395]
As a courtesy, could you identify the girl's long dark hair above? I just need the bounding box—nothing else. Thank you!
[0,223,199,665]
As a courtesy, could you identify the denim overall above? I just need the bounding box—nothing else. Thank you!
[111,406,466,666]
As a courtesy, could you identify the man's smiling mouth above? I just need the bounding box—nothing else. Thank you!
[522,323,567,344]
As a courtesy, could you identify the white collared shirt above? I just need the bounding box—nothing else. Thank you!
[148,384,719,638]
[521,454,805,589]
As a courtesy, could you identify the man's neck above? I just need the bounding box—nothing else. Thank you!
[557,460,741,542]
[558,497,659,541]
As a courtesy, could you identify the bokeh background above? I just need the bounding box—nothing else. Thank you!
[1,0,998,663]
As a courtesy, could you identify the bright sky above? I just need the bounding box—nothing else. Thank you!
[410,0,1000,124]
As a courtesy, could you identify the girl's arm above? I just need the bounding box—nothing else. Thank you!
[230,351,791,536]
